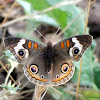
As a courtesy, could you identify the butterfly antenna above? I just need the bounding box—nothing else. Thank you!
[50,26,61,41]
[33,27,48,42]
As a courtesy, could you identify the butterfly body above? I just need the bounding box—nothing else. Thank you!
[4,35,92,86]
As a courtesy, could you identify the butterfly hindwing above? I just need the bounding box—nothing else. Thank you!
[51,53,75,86]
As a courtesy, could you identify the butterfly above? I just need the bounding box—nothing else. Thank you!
[4,35,92,86]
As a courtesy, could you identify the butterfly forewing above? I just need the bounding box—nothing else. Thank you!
[53,35,93,62]
[4,37,45,63]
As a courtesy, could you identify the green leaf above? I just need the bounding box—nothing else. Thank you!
[46,0,87,37]
[25,0,49,10]
[71,40,100,89]
[17,0,32,14]
[63,5,87,38]
[81,90,100,100]
[93,63,100,89]
[71,47,93,86]
[47,9,67,28]
[18,0,67,28]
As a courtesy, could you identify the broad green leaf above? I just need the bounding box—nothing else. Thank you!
[17,0,32,14]
[93,63,100,89]
[47,0,87,37]
[71,47,93,86]
[17,0,67,28]
[63,5,88,38]
[71,40,100,89]
[80,90,100,100]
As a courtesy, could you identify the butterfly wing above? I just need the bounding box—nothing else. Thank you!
[4,37,50,86]
[3,35,93,86]
[49,35,92,86]
[4,37,45,63]
[53,35,93,62]
[50,53,75,86]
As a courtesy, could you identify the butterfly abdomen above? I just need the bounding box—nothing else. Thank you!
[44,42,54,72]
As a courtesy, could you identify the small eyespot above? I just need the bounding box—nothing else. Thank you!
[56,74,60,79]
[72,47,80,55]
[40,75,45,79]
[30,65,38,74]
[61,64,69,73]
[18,49,25,57]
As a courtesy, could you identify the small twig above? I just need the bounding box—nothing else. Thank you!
[0,61,18,85]
[50,87,64,100]
[76,1,91,100]
[76,58,83,100]
[0,1,17,29]
[19,92,32,99]
[41,0,83,13]
[0,27,7,53]
[19,89,34,95]
[0,64,8,71]
[84,0,91,34]
[19,81,30,92]
[56,0,96,38]
[0,0,83,28]
[56,9,85,38]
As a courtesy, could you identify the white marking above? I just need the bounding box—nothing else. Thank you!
[28,75,31,79]
[69,37,83,57]
[14,39,29,58]
[70,71,73,75]
[67,74,70,79]
[72,65,75,71]
[32,78,35,82]
[72,38,83,50]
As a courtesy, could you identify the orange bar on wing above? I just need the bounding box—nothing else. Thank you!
[19,56,23,60]
[34,43,38,49]
[75,55,78,58]
[28,41,32,48]
[61,42,64,48]
[66,40,70,47]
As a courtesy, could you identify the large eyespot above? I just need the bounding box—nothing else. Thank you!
[40,75,45,79]
[18,49,25,57]
[72,47,80,55]
[61,64,69,73]
[30,65,38,74]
